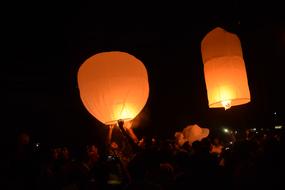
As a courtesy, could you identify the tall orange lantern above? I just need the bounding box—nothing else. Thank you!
[77,51,149,125]
[201,27,251,110]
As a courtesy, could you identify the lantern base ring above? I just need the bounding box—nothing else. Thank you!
[105,118,133,125]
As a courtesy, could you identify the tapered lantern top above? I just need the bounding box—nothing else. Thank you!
[201,27,250,110]
[77,51,149,124]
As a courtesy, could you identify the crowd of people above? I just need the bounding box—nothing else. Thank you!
[4,123,285,190]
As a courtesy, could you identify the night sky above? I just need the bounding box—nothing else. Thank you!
[2,1,285,147]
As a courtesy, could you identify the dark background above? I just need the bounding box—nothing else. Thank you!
[2,1,285,147]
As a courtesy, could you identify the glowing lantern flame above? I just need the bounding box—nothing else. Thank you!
[221,100,232,110]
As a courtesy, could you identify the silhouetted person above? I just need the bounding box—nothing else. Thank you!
[9,132,36,190]
[189,139,220,188]
[38,146,62,190]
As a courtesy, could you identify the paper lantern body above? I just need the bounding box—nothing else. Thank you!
[182,124,209,145]
[77,51,149,125]
[201,27,250,109]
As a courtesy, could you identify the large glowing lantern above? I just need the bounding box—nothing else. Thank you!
[77,51,149,125]
[201,27,250,110]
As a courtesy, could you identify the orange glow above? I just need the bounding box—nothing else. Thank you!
[201,27,250,109]
[77,51,149,125]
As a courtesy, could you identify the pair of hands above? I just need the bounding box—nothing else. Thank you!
[108,120,138,144]
[109,120,133,130]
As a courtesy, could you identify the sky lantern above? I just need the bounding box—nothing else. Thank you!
[77,51,149,125]
[182,124,209,145]
[201,27,251,110]
[174,124,209,146]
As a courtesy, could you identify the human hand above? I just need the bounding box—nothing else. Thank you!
[109,124,115,130]
[124,120,133,130]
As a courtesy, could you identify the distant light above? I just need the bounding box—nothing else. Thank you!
[275,125,283,129]
[252,128,256,131]
[256,131,259,134]
[274,112,277,115]
[229,141,233,144]
[234,130,238,134]
[225,147,230,150]
[223,128,229,133]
